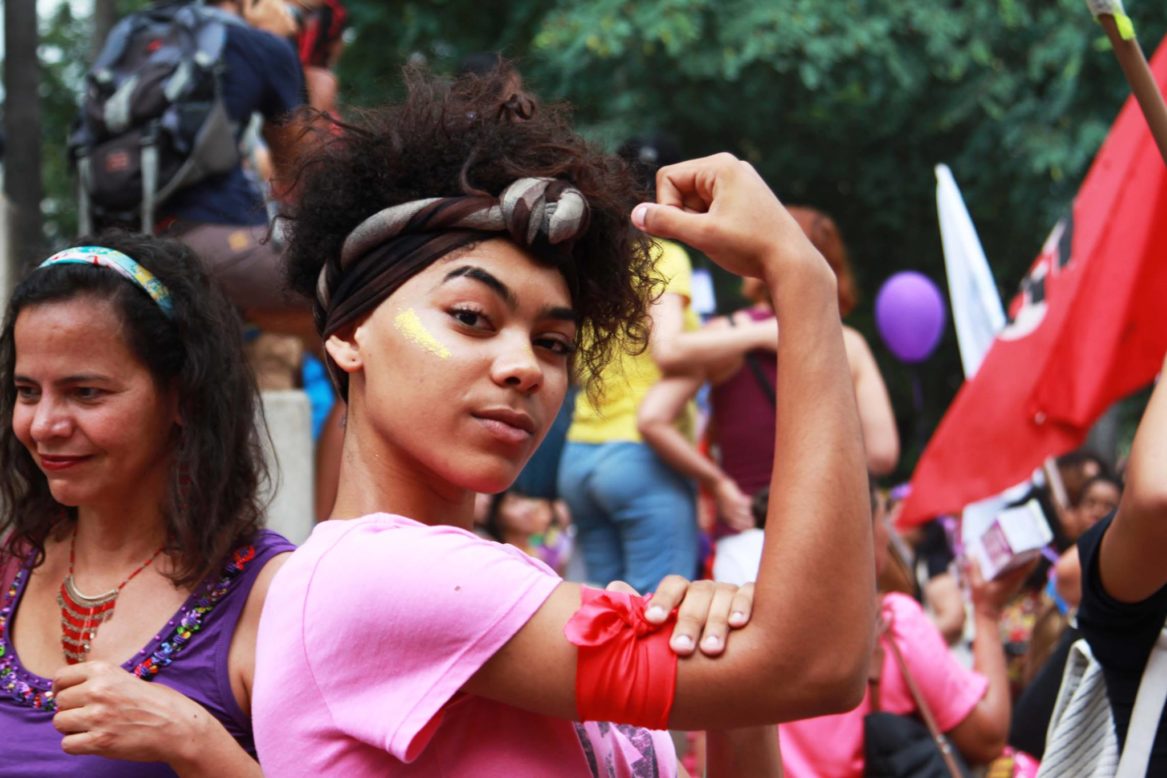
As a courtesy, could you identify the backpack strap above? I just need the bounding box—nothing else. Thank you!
[1116,618,1167,778]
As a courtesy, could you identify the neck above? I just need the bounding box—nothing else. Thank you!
[329,414,476,530]
[70,499,168,586]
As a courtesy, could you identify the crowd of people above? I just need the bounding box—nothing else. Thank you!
[0,1,1164,776]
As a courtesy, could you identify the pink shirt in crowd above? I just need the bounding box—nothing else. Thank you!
[778,592,988,778]
[252,513,677,777]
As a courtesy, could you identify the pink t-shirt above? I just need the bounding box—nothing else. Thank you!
[778,593,988,778]
[252,514,676,777]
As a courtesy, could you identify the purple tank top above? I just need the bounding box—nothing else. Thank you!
[0,529,293,776]
[710,308,777,504]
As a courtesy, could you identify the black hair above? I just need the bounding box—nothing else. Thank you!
[0,231,268,587]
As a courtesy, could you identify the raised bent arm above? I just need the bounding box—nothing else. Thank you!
[1099,354,1167,602]
[466,154,874,730]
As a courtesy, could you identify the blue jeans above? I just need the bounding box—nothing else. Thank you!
[557,441,698,593]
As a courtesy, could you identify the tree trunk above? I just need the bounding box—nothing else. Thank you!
[3,0,45,284]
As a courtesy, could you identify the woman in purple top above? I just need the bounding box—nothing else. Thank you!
[0,231,293,776]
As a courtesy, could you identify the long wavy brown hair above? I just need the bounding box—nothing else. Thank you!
[0,231,269,587]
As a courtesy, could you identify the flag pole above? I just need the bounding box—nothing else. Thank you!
[1089,3,1167,165]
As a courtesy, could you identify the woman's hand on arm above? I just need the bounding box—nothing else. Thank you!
[843,326,899,476]
[1099,355,1167,602]
[607,575,755,656]
[51,662,262,777]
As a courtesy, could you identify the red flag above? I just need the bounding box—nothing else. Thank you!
[898,37,1167,528]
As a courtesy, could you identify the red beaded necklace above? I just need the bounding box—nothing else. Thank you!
[57,531,166,664]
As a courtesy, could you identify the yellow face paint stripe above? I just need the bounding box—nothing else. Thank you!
[394,308,451,359]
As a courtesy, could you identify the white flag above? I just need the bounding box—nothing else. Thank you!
[935,164,1007,378]
[935,165,1029,548]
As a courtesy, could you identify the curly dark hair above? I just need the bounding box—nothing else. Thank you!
[0,231,269,587]
[281,64,655,395]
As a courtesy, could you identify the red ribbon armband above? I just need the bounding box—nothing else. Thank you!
[563,586,678,730]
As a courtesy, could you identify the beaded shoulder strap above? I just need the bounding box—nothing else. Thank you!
[131,544,257,681]
[0,555,19,610]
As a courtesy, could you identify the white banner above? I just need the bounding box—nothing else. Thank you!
[935,164,1006,379]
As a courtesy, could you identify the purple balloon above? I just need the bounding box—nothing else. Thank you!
[875,271,947,363]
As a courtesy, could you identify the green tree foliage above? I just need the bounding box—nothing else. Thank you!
[338,0,1167,473]
[26,1,1167,474]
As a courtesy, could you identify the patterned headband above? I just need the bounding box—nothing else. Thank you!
[316,177,590,318]
[38,246,175,318]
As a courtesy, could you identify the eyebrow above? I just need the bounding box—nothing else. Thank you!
[542,306,578,324]
[12,373,111,385]
[443,265,578,324]
[444,266,516,308]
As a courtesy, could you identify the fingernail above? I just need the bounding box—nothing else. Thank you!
[646,605,666,622]
[702,635,722,651]
[632,203,650,229]
[672,634,694,651]
[729,610,747,624]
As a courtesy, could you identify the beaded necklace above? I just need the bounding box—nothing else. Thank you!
[58,531,165,664]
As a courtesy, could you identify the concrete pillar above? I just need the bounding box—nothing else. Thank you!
[259,389,315,545]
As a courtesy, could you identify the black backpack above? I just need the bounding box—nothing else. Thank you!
[69,1,244,234]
